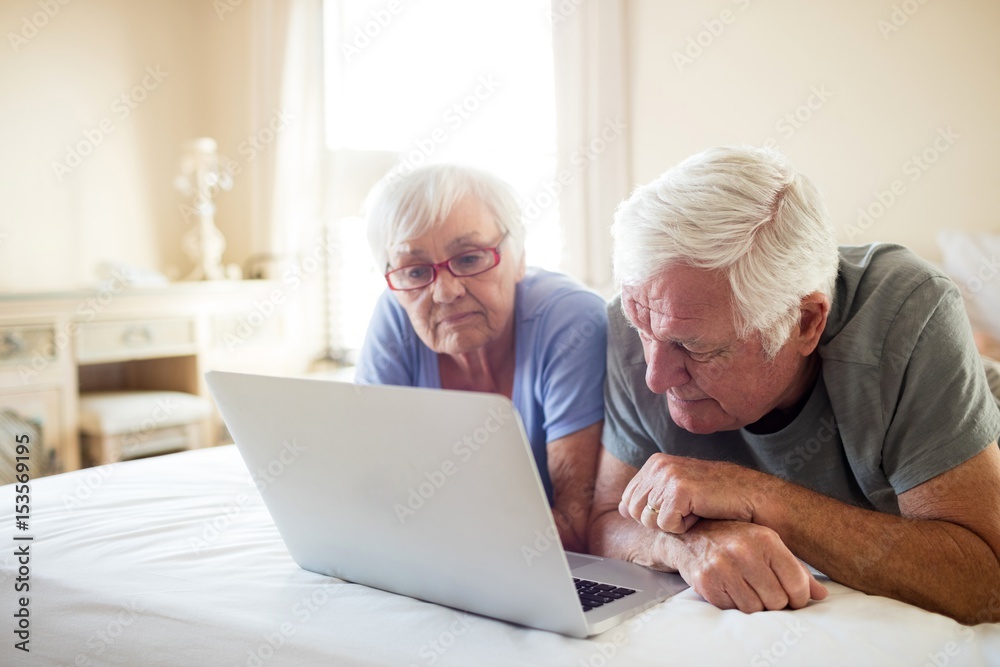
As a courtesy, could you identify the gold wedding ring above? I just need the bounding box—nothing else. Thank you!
[645,503,659,514]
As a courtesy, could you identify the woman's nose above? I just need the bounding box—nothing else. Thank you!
[431,268,465,303]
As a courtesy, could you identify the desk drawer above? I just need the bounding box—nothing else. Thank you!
[77,319,197,363]
[0,325,56,366]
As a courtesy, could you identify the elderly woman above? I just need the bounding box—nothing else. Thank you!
[355,164,606,552]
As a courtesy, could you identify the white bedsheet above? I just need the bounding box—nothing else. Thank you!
[2,445,999,666]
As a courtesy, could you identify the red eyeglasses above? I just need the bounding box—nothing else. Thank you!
[384,234,507,291]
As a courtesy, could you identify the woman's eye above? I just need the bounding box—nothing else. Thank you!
[406,266,431,280]
[456,253,483,266]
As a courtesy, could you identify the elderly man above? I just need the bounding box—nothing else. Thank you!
[589,145,1000,624]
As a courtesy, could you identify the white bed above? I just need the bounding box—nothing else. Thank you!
[3,444,999,666]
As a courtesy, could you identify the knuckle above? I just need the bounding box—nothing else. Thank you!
[759,526,782,544]
[752,526,786,551]
[763,592,790,611]
[659,499,678,518]
[703,555,725,575]
[689,564,718,588]
[787,589,809,609]
[710,593,736,611]
[695,581,728,608]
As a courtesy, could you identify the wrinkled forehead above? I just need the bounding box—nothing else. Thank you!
[621,266,734,331]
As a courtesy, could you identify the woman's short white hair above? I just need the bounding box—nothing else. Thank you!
[612,145,839,359]
[365,163,526,271]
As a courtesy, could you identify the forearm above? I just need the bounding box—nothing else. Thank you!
[589,506,676,572]
[548,423,602,552]
[757,481,1000,623]
[551,483,592,553]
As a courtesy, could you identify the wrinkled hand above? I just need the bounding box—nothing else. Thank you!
[619,453,768,534]
[674,521,828,612]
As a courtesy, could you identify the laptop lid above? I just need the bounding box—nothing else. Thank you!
[207,370,598,636]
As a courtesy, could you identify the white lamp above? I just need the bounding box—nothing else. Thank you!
[174,138,241,281]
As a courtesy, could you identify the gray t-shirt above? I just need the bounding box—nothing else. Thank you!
[603,244,1000,514]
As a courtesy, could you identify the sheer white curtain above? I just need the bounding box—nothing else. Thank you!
[248,0,325,266]
[550,0,632,293]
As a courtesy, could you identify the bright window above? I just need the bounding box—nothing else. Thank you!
[323,0,562,352]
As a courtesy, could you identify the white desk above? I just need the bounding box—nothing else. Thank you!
[0,280,314,474]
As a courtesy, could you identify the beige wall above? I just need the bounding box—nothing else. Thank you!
[5,1,997,293]
[0,0,255,291]
[626,0,1000,262]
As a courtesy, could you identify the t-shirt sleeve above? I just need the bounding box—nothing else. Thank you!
[354,289,418,387]
[536,290,608,443]
[601,299,662,470]
[881,277,1000,493]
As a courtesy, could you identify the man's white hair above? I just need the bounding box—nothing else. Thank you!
[365,163,526,271]
[611,145,839,359]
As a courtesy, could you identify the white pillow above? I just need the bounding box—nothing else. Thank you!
[937,229,1000,340]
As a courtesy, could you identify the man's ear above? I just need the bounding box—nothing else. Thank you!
[796,292,830,356]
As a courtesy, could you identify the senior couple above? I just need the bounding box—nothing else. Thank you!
[355,147,1000,625]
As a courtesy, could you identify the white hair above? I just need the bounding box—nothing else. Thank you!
[364,163,526,271]
[611,145,839,359]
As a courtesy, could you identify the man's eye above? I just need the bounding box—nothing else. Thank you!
[687,349,716,362]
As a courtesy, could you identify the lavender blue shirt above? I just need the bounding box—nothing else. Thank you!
[355,267,607,501]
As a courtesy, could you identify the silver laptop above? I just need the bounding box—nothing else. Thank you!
[205,370,687,638]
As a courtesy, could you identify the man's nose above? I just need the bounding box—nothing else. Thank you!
[644,339,691,394]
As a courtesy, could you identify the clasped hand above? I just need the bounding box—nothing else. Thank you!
[619,453,759,532]
[619,453,828,612]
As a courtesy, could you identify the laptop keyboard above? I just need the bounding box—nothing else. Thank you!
[574,578,636,612]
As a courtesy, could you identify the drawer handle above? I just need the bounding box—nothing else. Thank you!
[121,325,154,347]
[0,331,26,360]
